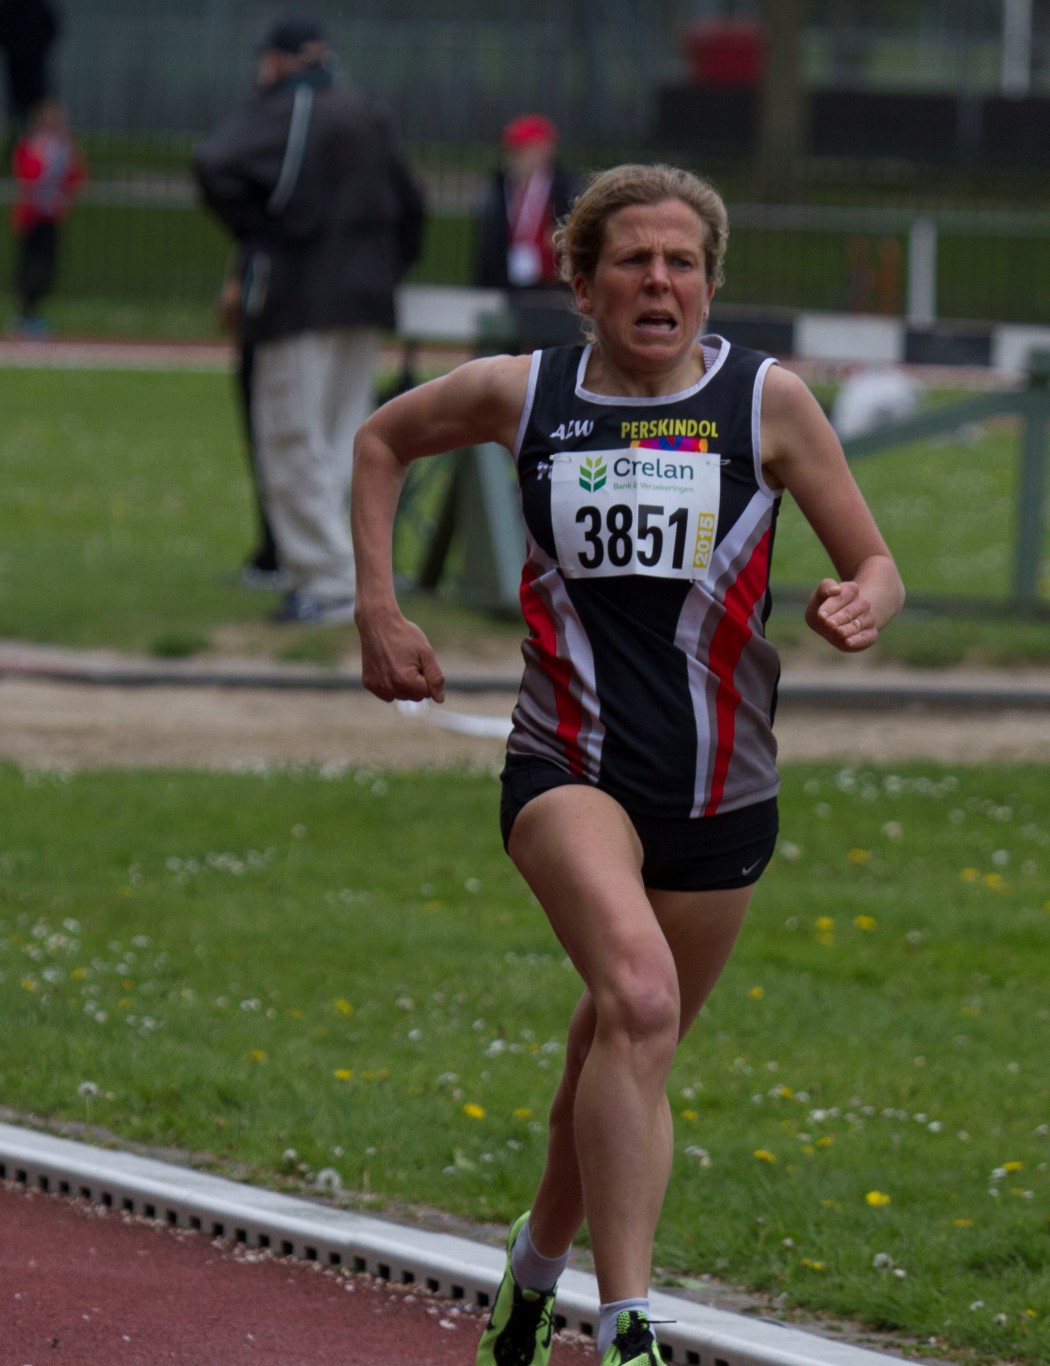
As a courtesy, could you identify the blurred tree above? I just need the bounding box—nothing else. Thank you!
[754,0,808,200]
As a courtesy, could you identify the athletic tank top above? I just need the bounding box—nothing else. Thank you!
[507,335,782,819]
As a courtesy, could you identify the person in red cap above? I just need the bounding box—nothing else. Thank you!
[474,112,578,293]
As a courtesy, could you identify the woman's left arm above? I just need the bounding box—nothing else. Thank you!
[761,364,906,652]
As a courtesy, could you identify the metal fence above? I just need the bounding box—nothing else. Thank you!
[4,1,1050,327]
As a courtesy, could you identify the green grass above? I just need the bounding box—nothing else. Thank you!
[1,760,1047,1363]
[1,365,1046,667]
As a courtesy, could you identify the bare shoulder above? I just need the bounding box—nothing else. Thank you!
[760,362,838,476]
[761,362,823,424]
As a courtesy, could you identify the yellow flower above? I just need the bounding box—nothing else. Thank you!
[513,1108,533,1120]
[953,1218,973,1227]
[1024,1309,1039,1319]
[983,872,1004,889]
[854,915,877,932]
[681,1109,698,1122]
[20,978,37,992]
[464,1103,486,1120]
[865,1190,891,1207]
[847,848,872,864]
[333,1068,353,1081]
[960,867,981,882]
[816,1135,834,1148]
[70,967,88,980]
[815,916,835,932]
[754,1149,777,1163]
[748,986,765,1000]
[801,1258,826,1271]
[246,1049,267,1063]
[334,998,354,1016]
[1002,1160,1024,1173]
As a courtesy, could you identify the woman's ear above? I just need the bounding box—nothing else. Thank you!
[572,272,593,316]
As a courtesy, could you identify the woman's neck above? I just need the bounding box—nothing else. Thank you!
[582,340,706,398]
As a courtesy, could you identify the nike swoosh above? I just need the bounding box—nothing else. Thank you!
[741,859,763,876]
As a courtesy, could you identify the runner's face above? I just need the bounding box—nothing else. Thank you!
[573,199,715,378]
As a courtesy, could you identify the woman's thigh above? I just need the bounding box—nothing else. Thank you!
[650,884,755,1032]
[507,782,672,999]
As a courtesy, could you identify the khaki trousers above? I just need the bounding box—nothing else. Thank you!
[252,327,380,602]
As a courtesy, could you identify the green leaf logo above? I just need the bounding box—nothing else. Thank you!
[579,456,607,492]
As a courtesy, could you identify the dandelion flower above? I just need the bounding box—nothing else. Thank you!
[334,1068,353,1081]
[801,1258,825,1271]
[246,1049,267,1063]
[334,998,354,1016]
[753,1149,777,1163]
[865,1190,891,1207]
[847,848,872,865]
[463,1103,485,1120]
[854,915,877,932]
[513,1108,533,1120]
[748,986,765,1000]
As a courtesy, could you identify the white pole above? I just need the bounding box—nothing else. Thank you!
[907,217,938,328]
[1001,0,1033,97]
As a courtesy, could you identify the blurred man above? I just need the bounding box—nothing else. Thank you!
[474,113,577,292]
[194,12,425,625]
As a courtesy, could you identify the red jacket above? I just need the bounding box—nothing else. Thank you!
[11,130,86,233]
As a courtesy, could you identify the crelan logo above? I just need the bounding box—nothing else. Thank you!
[579,455,607,492]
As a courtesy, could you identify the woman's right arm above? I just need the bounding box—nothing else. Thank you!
[351,353,531,703]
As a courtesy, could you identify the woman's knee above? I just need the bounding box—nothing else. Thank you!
[595,956,680,1058]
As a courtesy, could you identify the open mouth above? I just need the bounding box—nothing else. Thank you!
[636,312,677,331]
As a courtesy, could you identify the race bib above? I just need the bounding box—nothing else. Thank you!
[549,448,722,580]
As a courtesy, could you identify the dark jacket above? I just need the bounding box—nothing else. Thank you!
[473,163,577,290]
[193,67,425,344]
[0,0,59,109]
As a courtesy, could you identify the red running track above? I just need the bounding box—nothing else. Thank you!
[3,1183,592,1365]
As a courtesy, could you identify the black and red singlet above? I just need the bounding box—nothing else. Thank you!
[506,335,783,819]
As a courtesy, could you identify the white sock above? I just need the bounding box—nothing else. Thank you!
[597,1298,650,1358]
[509,1217,570,1293]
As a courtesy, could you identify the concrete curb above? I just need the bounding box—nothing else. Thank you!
[2,642,1049,710]
[0,1122,916,1366]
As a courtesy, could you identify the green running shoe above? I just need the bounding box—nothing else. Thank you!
[475,1212,557,1366]
[600,1310,661,1366]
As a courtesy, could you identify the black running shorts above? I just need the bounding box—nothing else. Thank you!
[499,755,778,893]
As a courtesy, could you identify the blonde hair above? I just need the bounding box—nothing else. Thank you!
[554,163,729,289]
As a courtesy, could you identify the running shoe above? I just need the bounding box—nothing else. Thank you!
[271,590,355,626]
[475,1212,557,1366]
[600,1309,661,1366]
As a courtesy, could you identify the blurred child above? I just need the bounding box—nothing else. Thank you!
[10,98,85,336]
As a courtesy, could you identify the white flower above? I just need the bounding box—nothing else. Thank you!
[77,1081,100,1099]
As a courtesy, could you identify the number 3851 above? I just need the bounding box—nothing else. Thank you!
[575,502,689,570]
